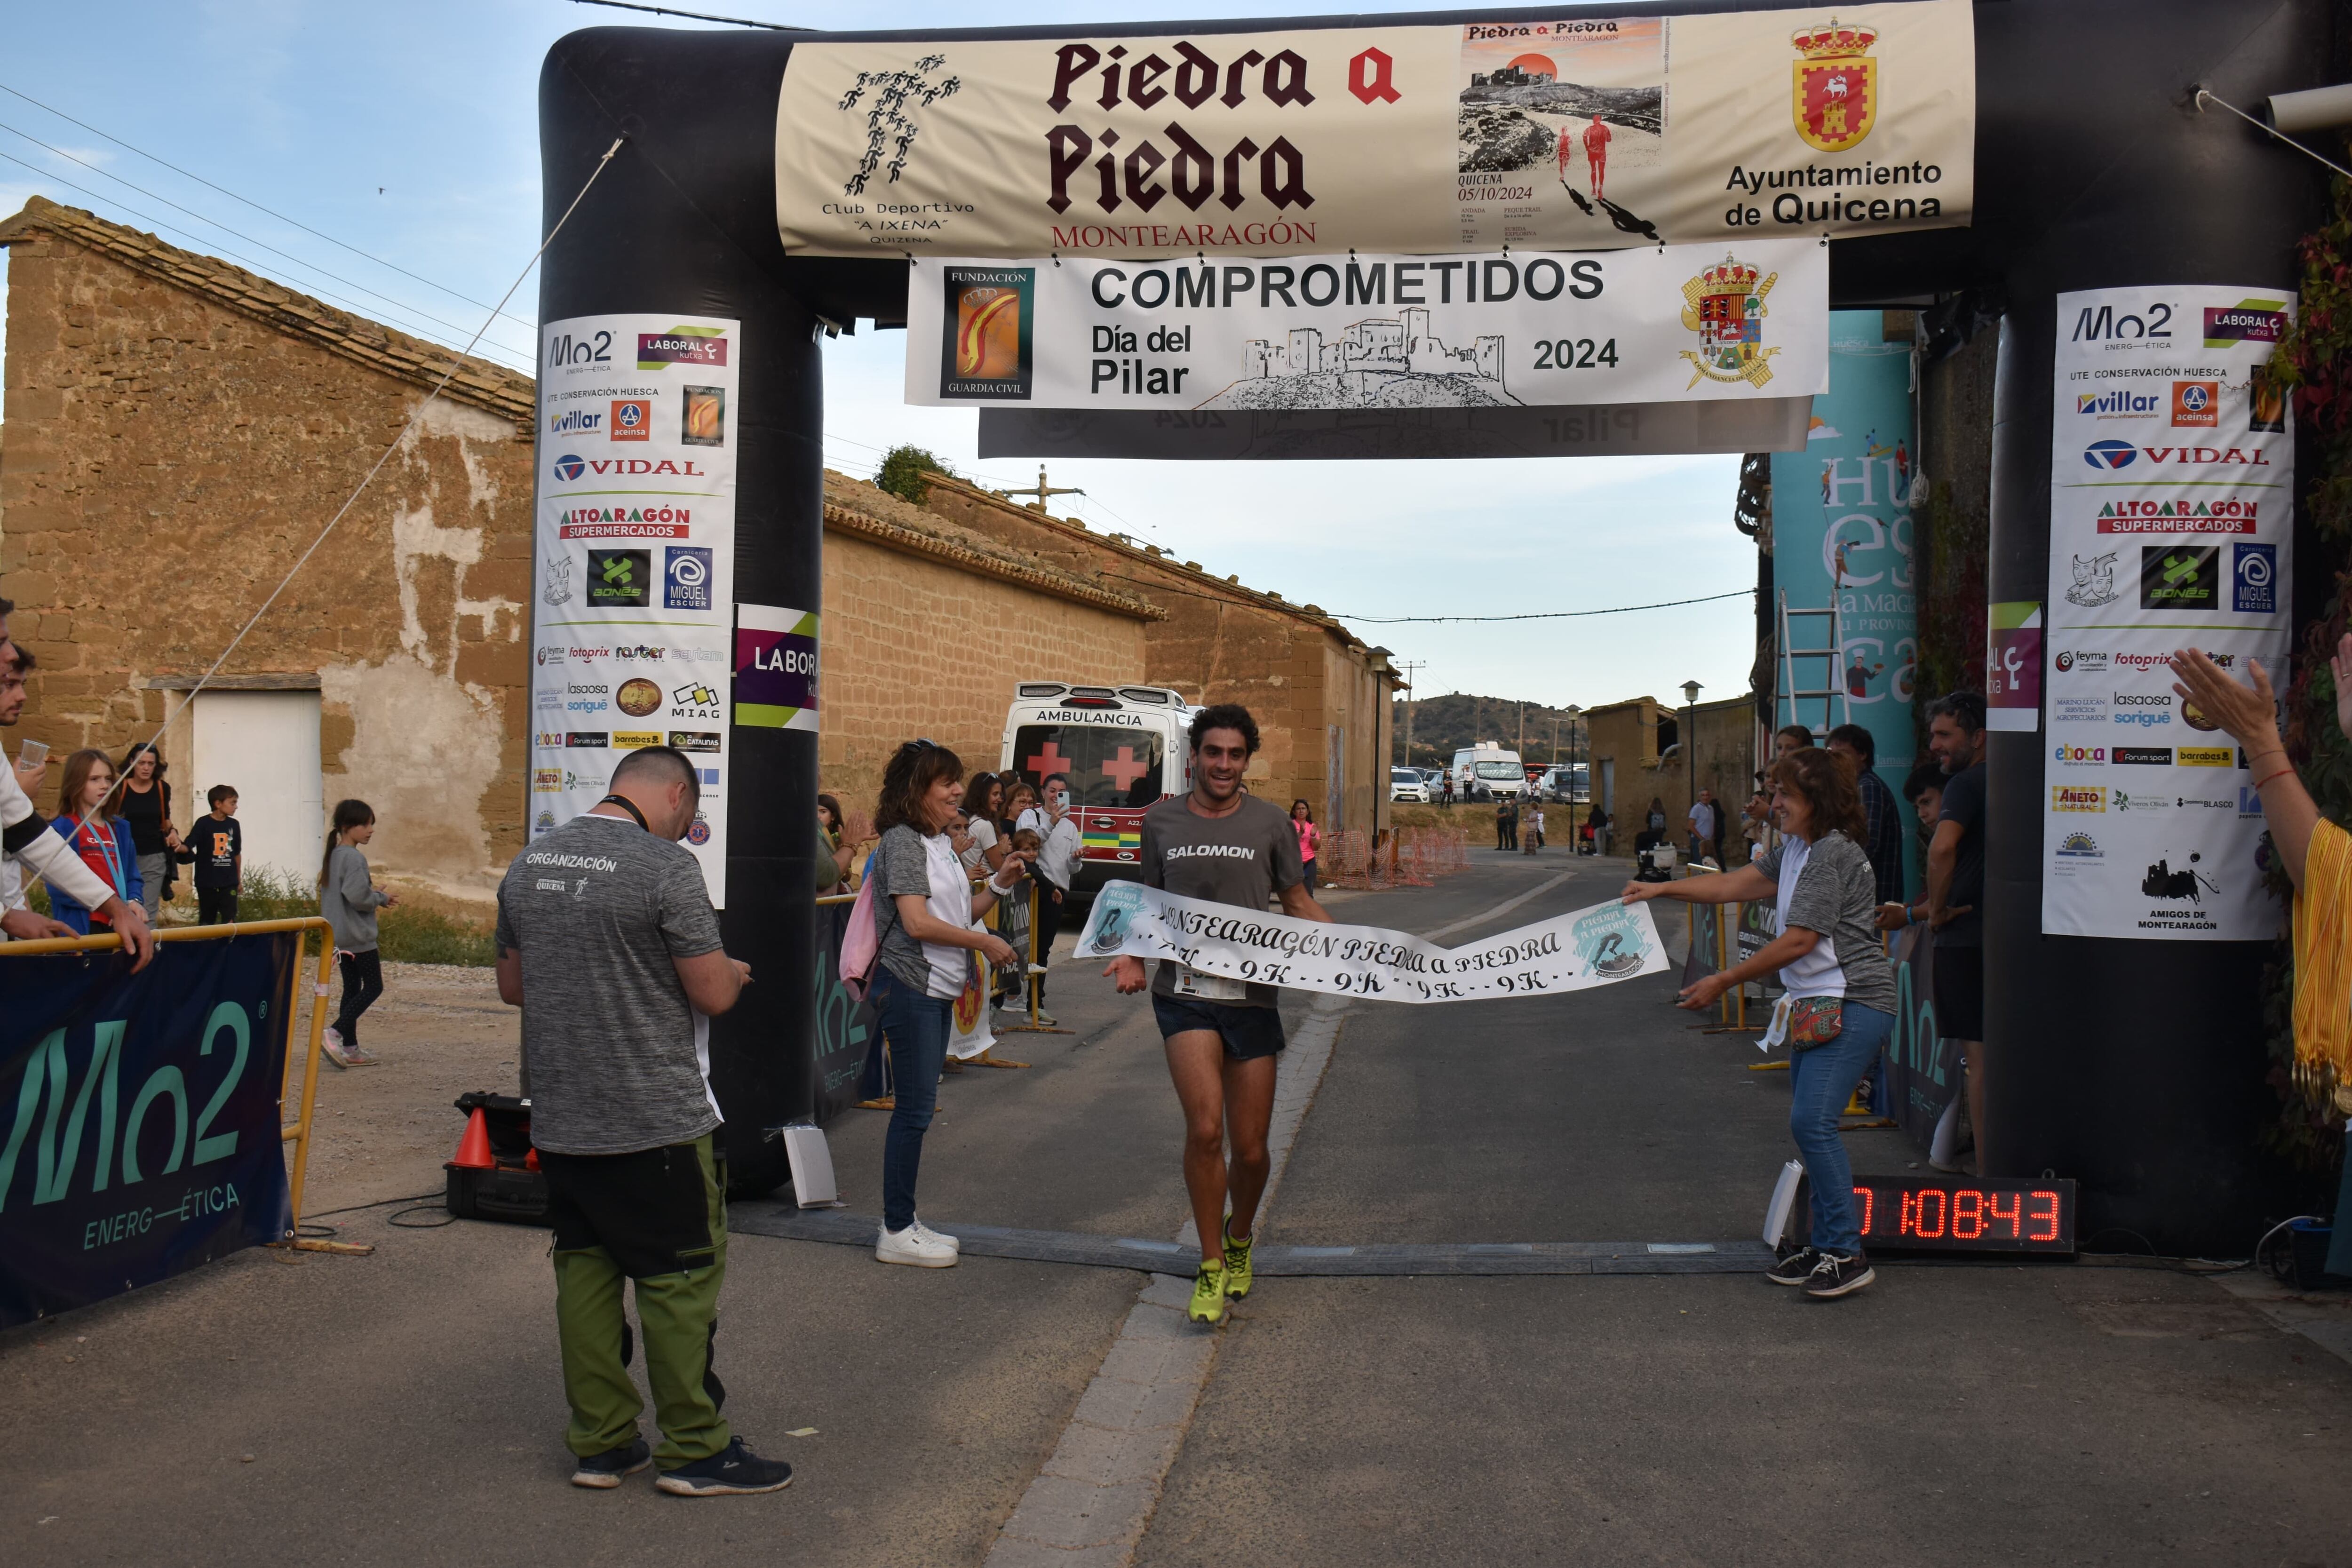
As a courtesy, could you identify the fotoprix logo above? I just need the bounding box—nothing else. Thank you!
[554,453,586,481]
[2083,439,2137,470]
[2203,299,2288,348]
[549,407,604,437]
[2170,380,2217,428]
[2075,389,2158,419]
[637,327,728,370]
[568,645,611,663]
[2234,541,2277,614]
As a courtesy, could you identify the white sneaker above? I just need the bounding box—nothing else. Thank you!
[875,1224,958,1268]
[321,1027,354,1069]
[912,1217,960,1252]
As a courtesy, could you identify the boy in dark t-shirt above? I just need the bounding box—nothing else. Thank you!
[1106,702,1332,1325]
[188,785,243,926]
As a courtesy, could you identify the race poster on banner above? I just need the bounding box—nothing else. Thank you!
[0,936,299,1329]
[532,314,740,906]
[905,242,1828,410]
[2041,286,2296,940]
[775,2,1974,258]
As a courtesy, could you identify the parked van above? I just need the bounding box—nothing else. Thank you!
[1000,682,1195,894]
[1450,743,1528,803]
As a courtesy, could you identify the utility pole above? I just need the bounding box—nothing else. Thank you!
[1395,660,1426,765]
[995,466,1085,510]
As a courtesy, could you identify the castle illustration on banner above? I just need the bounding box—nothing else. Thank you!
[1200,307,1517,411]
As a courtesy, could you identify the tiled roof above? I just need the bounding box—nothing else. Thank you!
[0,195,535,435]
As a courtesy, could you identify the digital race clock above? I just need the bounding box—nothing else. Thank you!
[1851,1175,2077,1253]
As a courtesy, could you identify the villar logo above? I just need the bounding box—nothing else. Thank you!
[1791,19,1878,154]
[838,53,962,196]
[1680,256,1780,389]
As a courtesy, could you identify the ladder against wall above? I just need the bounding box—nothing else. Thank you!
[1777,589,1851,746]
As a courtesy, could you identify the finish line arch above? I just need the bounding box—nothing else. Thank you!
[532,0,2326,1251]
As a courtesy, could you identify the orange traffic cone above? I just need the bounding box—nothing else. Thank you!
[450,1107,494,1170]
[524,1147,540,1173]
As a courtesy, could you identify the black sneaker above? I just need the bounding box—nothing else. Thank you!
[1766,1246,1822,1286]
[655,1437,795,1497]
[570,1435,651,1488]
[1803,1251,1876,1299]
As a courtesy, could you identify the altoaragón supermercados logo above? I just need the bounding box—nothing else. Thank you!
[1680,255,1781,390]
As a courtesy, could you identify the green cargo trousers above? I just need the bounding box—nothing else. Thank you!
[540,1134,731,1469]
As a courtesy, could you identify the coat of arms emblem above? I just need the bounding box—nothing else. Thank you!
[1791,19,1878,154]
[1679,256,1780,389]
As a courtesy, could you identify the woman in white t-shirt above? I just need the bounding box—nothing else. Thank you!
[868,741,1031,1268]
[1621,748,1898,1300]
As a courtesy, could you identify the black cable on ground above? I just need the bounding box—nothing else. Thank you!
[389,1205,457,1229]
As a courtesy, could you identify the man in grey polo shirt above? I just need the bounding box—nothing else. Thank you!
[494,745,789,1498]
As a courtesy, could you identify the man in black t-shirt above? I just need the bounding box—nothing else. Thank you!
[1923,691,1988,1170]
[1106,702,1333,1325]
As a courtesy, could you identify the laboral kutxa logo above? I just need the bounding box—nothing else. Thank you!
[939,267,1034,400]
[637,326,728,370]
[1790,19,1877,154]
[2202,299,2288,349]
[1680,256,1780,390]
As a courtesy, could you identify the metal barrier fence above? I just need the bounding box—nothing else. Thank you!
[1321,826,1471,890]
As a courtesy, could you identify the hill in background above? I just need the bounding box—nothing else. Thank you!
[1394,691,1593,768]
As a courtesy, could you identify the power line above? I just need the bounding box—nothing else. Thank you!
[569,0,810,26]
[0,80,538,332]
[1326,589,1756,624]
[0,121,535,360]
[0,150,535,373]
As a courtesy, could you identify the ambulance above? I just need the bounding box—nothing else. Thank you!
[999,682,1196,895]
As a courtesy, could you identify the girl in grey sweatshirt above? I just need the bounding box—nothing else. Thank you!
[319,799,397,1067]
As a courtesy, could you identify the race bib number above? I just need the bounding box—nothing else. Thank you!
[1171,965,1248,1002]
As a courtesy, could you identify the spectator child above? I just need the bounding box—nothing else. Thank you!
[188,785,243,925]
[319,798,397,1068]
[45,748,141,934]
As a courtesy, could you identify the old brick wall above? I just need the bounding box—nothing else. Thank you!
[0,223,533,899]
[921,477,1398,828]
[818,527,1147,805]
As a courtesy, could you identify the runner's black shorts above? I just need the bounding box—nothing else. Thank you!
[1152,995,1287,1061]
[1933,943,1984,1040]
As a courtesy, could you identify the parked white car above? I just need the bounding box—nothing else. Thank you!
[1390,766,1430,803]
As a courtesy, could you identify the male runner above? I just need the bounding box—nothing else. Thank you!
[1582,112,1612,202]
[1105,703,1333,1324]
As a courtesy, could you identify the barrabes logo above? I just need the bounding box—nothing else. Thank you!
[554,452,587,481]
[2203,299,2288,348]
[2083,440,2137,471]
[665,546,713,612]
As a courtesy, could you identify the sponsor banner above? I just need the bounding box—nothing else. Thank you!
[1883,925,1960,1156]
[906,241,1828,409]
[815,901,881,1123]
[1,935,299,1329]
[1074,882,1666,1002]
[734,605,819,732]
[776,2,1974,258]
[1985,600,2041,732]
[1770,311,1920,890]
[534,313,739,906]
[2042,286,2293,939]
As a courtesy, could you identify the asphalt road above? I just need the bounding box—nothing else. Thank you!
[7,847,2349,1566]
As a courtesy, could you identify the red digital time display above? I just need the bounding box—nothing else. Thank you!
[1850,1176,2077,1253]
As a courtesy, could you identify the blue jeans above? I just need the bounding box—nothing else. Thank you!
[1788,1002,1894,1255]
[872,970,953,1233]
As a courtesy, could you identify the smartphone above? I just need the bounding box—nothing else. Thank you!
[17,739,48,768]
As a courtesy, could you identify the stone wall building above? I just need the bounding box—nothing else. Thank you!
[0,198,1393,906]
[1586,693,1757,852]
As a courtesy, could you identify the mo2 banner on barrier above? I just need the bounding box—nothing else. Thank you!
[906,241,1828,410]
[777,1,1973,258]
[0,935,298,1329]
[1075,883,1665,1002]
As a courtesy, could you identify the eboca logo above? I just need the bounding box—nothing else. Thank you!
[554,452,586,481]
[2083,440,2137,471]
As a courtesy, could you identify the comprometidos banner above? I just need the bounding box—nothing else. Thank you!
[0,935,299,1329]
[776,1,1974,259]
[1074,883,1666,1003]
[906,241,1827,411]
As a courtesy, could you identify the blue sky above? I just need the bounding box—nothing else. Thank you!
[0,0,1758,712]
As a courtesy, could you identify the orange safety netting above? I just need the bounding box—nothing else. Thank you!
[1320,826,1471,890]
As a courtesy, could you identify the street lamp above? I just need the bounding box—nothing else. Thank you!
[1681,681,1702,856]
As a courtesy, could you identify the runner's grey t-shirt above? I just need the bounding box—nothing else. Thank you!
[1141,792,1304,1007]
[494,813,725,1155]
[1753,829,1899,1015]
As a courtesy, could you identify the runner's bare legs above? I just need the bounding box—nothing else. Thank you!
[1165,1032,1278,1267]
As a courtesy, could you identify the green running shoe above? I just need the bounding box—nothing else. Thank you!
[1187,1260,1229,1324]
[1222,1220,1255,1299]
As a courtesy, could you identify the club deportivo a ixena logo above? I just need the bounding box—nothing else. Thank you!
[1680,256,1780,390]
[835,54,963,197]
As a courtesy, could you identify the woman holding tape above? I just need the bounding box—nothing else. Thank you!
[1620,747,1897,1300]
